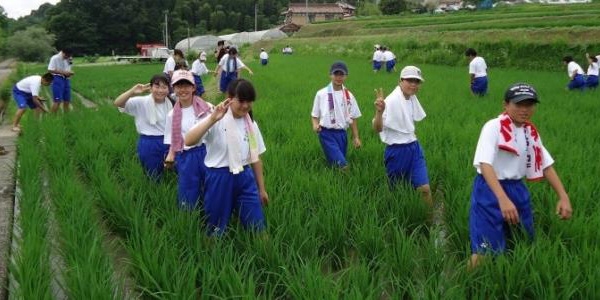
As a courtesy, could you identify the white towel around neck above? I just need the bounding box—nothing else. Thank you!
[383,86,426,133]
[145,95,173,125]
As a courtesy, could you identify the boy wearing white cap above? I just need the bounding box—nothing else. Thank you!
[164,70,213,209]
[468,83,572,268]
[311,61,362,169]
[372,45,383,73]
[373,66,432,207]
[191,51,210,96]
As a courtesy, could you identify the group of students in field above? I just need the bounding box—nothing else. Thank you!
[372,44,397,73]
[562,53,599,90]
[10,44,576,267]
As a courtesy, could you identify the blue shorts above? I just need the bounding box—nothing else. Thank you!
[219,71,238,93]
[586,75,598,89]
[137,135,169,181]
[51,75,71,102]
[567,74,586,91]
[471,76,488,96]
[386,60,396,72]
[193,74,205,96]
[318,128,348,167]
[261,59,268,65]
[12,86,36,109]
[469,175,534,255]
[204,166,266,235]
[175,145,207,210]
[373,61,382,71]
[384,141,429,189]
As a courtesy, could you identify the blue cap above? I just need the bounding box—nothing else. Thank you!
[330,61,348,75]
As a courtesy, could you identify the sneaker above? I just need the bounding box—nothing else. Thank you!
[11,126,21,133]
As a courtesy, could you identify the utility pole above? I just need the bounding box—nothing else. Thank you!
[254,0,258,31]
[306,0,309,24]
[164,11,169,49]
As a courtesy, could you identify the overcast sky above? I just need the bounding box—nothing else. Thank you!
[0,0,60,19]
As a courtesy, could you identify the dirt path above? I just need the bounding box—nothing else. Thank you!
[0,59,18,300]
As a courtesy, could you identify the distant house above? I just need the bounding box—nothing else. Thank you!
[281,2,356,26]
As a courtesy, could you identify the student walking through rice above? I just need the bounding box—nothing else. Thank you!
[185,79,268,236]
[164,70,213,210]
[468,83,572,268]
[114,74,172,180]
[311,61,362,170]
[47,48,74,112]
[465,48,488,96]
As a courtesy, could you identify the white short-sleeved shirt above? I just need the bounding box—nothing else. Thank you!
[218,54,246,72]
[163,56,176,73]
[311,86,362,130]
[383,51,395,61]
[469,56,487,78]
[191,60,209,76]
[473,117,554,180]
[201,118,266,168]
[16,75,42,96]
[121,95,170,136]
[164,105,211,150]
[380,91,424,145]
[259,51,268,60]
[587,62,599,76]
[48,53,71,73]
[567,61,584,77]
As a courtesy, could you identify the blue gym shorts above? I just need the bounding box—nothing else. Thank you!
[219,71,238,93]
[386,60,396,72]
[12,86,36,109]
[175,144,207,210]
[204,165,266,236]
[469,174,534,255]
[471,76,488,96]
[373,61,382,71]
[567,74,586,91]
[586,75,598,89]
[261,59,268,65]
[384,141,429,189]
[137,135,169,181]
[193,74,205,96]
[51,75,71,102]
[318,127,348,167]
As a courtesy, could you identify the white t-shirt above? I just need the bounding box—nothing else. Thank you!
[163,56,176,73]
[259,51,268,60]
[164,105,211,150]
[567,61,584,77]
[473,117,554,180]
[191,60,209,76]
[201,117,266,168]
[372,50,382,61]
[469,56,487,78]
[218,54,246,73]
[48,52,71,73]
[121,95,170,136]
[311,86,362,130]
[379,88,424,145]
[16,75,42,96]
[383,50,395,61]
[587,62,599,76]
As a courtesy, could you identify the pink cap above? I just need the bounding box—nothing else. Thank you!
[171,70,195,86]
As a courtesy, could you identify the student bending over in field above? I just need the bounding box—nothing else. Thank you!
[468,83,572,269]
[11,72,52,133]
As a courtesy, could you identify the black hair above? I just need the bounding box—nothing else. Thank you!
[218,40,225,46]
[174,49,184,57]
[562,56,573,63]
[465,48,477,57]
[228,47,238,55]
[149,74,169,86]
[590,56,598,63]
[41,72,54,82]
[61,48,73,56]
[227,79,255,119]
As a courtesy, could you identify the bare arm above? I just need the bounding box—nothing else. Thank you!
[184,99,230,146]
[242,66,254,75]
[373,88,385,133]
[350,119,361,148]
[114,83,150,108]
[251,158,268,205]
[32,96,48,112]
[480,163,519,225]
[311,116,321,133]
[543,166,572,219]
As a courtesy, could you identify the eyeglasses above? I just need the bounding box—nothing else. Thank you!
[404,78,422,84]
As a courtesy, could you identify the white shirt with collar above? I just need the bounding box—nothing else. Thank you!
[311,85,361,130]
[469,56,487,78]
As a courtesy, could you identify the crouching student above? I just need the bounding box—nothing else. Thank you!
[469,83,572,268]
[373,66,432,208]
[311,61,362,169]
[114,74,172,180]
[185,79,268,236]
[164,70,213,209]
[585,54,599,89]
[562,56,586,91]
[11,72,52,133]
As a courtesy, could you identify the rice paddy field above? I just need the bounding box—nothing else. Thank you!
[6,3,600,299]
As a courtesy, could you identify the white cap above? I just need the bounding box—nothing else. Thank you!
[199,51,207,60]
[374,44,380,49]
[400,66,424,82]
